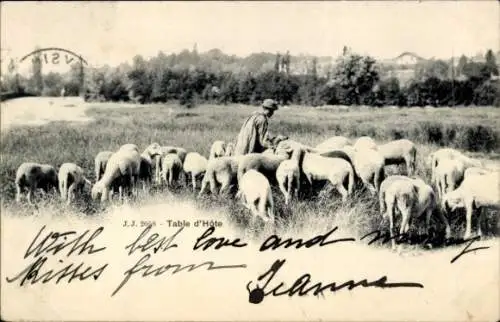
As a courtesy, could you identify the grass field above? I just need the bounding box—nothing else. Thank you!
[1,99,499,247]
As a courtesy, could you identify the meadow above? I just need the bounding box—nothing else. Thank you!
[1,101,499,247]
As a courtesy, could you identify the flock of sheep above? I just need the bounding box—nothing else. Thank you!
[14,134,499,251]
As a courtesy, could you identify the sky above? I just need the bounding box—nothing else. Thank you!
[1,1,499,74]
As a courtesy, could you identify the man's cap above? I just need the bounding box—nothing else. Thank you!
[262,99,279,110]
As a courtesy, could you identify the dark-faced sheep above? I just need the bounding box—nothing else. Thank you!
[15,162,59,204]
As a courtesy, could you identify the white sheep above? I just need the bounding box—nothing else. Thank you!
[183,152,208,192]
[209,141,226,159]
[442,170,499,239]
[427,148,482,185]
[351,147,386,195]
[154,146,188,183]
[434,158,467,200]
[198,155,245,197]
[237,152,293,187]
[276,147,305,204]
[301,152,355,202]
[91,149,141,202]
[58,163,92,205]
[15,162,59,204]
[379,175,451,251]
[353,136,378,151]
[138,143,162,191]
[161,153,184,189]
[236,169,275,224]
[119,143,139,152]
[315,136,351,151]
[94,151,114,182]
[377,139,417,176]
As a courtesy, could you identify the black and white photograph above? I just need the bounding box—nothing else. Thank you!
[1,1,499,321]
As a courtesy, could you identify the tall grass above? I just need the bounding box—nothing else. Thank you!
[1,103,498,247]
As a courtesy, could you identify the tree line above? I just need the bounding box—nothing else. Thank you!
[1,47,498,107]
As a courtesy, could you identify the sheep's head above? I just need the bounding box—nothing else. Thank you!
[145,142,162,158]
[442,191,463,213]
[91,181,104,201]
[225,143,235,156]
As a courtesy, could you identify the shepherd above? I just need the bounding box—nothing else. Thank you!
[234,98,279,156]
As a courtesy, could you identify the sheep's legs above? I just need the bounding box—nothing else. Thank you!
[436,208,451,239]
[464,202,473,240]
[477,207,484,237]
[192,174,197,192]
[278,178,289,205]
[295,175,300,201]
[334,181,349,202]
[15,184,22,203]
[67,183,77,205]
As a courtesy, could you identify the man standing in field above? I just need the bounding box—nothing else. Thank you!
[234,98,279,156]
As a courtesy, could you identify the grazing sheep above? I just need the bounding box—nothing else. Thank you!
[353,136,377,151]
[15,162,59,204]
[209,141,227,160]
[91,149,141,202]
[236,169,275,224]
[119,143,139,152]
[183,152,208,192]
[225,142,235,156]
[138,143,162,191]
[434,158,467,200]
[161,153,184,189]
[427,148,482,185]
[198,155,245,197]
[237,152,292,187]
[301,152,355,202]
[154,146,188,183]
[276,147,306,204]
[94,151,114,182]
[442,171,500,239]
[58,163,92,204]
[350,147,386,195]
[315,136,351,151]
[377,139,417,176]
[379,175,450,251]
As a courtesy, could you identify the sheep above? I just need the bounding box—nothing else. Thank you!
[198,155,245,197]
[209,141,227,160]
[276,147,306,204]
[91,149,141,202]
[379,175,451,249]
[427,148,482,185]
[119,143,139,152]
[301,152,355,202]
[442,170,500,240]
[353,136,377,151]
[236,169,275,224]
[315,136,351,151]
[58,163,92,205]
[350,147,386,195]
[237,151,293,187]
[379,175,450,251]
[138,143,162,191]
[161,153,184,189]
[183,152,208,192]
[154,146,188,183]
[94,151,114,182]
[225,142,235,156]
[434,158,467,200]
[377,139,417,176]
[15,162,59,204]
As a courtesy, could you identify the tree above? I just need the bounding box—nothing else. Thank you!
[331,52,380,105]
[485,49,499,76]
[30,47,43,95]
[457,55,468,76]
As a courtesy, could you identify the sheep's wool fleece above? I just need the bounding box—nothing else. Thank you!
[234,111,270,156]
